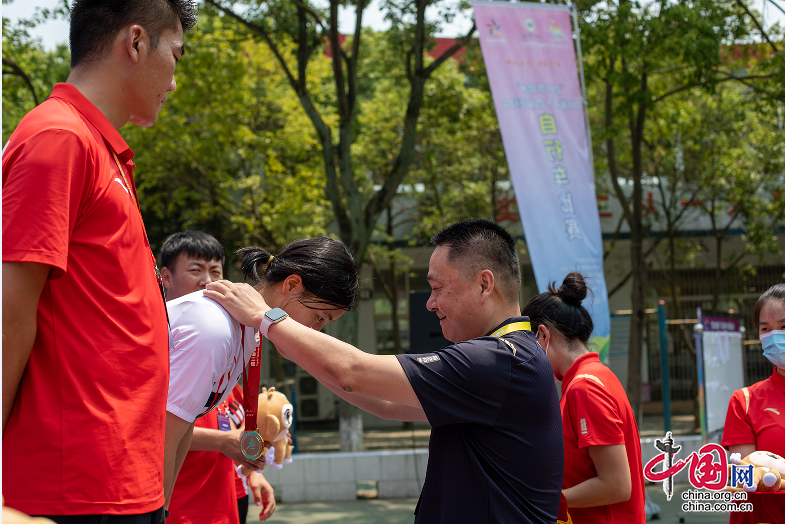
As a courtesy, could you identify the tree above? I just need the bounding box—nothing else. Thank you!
[121,8,333,256]
[581,0,783,419]
[684,82,785,308]
[2,12,70,143]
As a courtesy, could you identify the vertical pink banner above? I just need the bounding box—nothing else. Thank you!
[473,1,610,357]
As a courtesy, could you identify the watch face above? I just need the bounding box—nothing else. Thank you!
[240,431,264,460]
[266,308,288,323]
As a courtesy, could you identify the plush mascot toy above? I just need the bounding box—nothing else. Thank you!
[728,451,785,493]
[242,387,293,472]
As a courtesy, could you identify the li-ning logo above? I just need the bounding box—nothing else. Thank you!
[417,355,440,364]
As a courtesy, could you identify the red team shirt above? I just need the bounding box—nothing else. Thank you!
[2,84,170,515]
[560,353,645,523]
[722,369,785,458]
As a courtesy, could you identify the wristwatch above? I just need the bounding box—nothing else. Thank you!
[260,307,288,338]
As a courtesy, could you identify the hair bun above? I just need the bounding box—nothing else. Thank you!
[557,272,588,306]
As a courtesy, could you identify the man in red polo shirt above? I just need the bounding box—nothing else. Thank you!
[2,1,197,522]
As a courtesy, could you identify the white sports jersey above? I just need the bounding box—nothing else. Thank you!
[166,291,257,423]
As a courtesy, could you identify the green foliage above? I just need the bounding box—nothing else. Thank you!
[120,8,333,256]
[2,17,70,143]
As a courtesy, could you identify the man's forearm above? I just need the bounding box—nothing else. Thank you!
[2,262,50,435]
[203,281,421,408]
[321,381,427,421]
[268,318,421,408]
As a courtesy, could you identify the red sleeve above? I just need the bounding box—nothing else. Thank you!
[722,389,755,448]
[566,375,625,449]
[2,129,91,279]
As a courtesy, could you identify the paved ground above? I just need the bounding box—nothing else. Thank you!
[246,484,737,523]
[246,498,418,523]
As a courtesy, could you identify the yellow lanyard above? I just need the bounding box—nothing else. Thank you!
[110,148,169,324]
[489,321,531,338]
[110,149,159,274]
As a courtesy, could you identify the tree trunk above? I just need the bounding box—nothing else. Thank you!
[626,86,647,423]
[336,309,363,451]
[387,206,403,355]
[713,230,722,310]
[668,232,680,319]
[627,219,646,423]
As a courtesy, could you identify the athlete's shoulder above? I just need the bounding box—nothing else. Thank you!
[168,292,235,333]
[9,97,90,145]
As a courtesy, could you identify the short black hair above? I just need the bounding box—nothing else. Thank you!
[238,237,359,311]
[161,230,225,271]
[430,219,521,304]
[69,0,198,68]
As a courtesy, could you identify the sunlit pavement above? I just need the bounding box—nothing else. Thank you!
[246,498,418,523]
[245,484,737,523]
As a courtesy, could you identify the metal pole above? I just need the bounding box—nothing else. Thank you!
[693,307,706,444]
[658,300,672,433]
[569,3,595,172]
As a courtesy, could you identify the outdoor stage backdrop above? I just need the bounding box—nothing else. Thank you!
[473,1,611,360]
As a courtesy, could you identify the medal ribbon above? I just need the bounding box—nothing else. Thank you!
[489,321,531,338]
[109,148,169,325]
[241,327,262,433]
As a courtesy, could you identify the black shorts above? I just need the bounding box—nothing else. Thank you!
[34,506,165,524]
[237,494,249,524]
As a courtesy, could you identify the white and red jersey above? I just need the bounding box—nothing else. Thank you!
[167,292,257,422]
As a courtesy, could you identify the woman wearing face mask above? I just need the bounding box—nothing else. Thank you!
[722,283,785,459]
[522,272,645,523]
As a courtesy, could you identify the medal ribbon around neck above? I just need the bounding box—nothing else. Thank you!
[241,327,264,459]
[489,321,531,338]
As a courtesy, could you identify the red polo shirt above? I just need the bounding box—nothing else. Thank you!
[2,83,170,515]
[560,353,646,523]
[722,369,785,458]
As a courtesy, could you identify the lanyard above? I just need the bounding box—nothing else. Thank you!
[489,321,531,338]
[241,327,262,433]
[109,148,169,325]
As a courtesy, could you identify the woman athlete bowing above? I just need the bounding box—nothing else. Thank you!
[163,237,359,512]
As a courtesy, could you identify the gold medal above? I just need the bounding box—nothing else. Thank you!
[240,430,264,460]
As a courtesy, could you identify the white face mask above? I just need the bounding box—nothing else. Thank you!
[537,334,559,381]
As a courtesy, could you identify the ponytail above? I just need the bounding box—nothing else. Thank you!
[522,271,593,345]
[237,247,274,283]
